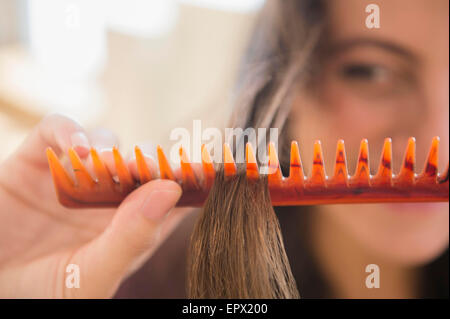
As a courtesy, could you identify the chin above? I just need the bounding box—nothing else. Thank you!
[334,203,449,266]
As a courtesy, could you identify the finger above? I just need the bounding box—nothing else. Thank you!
[66,179,184,298]
[88,128,119,150]
[14,113,90,166]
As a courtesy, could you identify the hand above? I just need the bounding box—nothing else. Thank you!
[0,114,192,298]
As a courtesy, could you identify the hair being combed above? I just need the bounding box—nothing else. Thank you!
[187,0,323,299]
[187,165,300,298]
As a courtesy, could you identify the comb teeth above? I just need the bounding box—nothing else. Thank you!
[307,140,327,189]
[350,139,370,187]
[157,145,175,180]
[329,139,348,187]
[47,138,449,208]
[179,146,200,190]
[417,136,439,185]
[135,146,152,184]
[396,137,416,187]
[223,143,237,178]
[373,138,392,187]
[288,141,305,187]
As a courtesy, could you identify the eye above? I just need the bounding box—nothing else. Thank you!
[339,63,389,83]
[333,61,414,99]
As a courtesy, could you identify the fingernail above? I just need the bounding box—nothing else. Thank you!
[71,132,90,151]
[141,189,182,221]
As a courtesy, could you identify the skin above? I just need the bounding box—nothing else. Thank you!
[290,0,449,298]
[0,114,192,297]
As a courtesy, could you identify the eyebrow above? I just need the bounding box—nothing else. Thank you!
[326,38,418,62]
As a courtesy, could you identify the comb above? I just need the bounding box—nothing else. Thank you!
[46,137,449,208]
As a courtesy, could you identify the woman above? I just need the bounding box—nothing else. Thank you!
[0,0,448,298]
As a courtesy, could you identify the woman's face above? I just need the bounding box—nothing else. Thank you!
[290,0,449,265]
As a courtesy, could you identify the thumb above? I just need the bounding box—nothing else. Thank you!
[66,179,182,298]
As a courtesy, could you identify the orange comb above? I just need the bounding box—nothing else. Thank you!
[46,137,448,208]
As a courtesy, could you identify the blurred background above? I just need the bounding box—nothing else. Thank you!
[0,0,263,161]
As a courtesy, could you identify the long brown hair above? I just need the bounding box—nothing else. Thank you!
[187,0,323,299]
[188,166,299,298]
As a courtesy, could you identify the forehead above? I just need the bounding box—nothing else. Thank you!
[326,0,449,57]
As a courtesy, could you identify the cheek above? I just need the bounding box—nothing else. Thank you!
[319,79,423,139]
[327,203,449,266]
[290,96,338,174]
[291,87,441,176]
[291,96,398,176]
